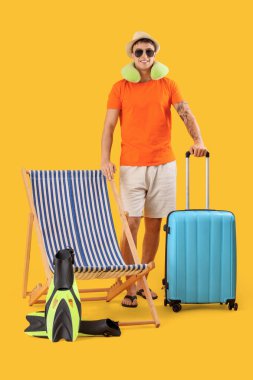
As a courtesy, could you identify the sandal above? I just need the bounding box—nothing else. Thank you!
[136,288,158,300]
[121,295,138,308]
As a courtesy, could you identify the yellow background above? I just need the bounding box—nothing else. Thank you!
[1,0,252,378]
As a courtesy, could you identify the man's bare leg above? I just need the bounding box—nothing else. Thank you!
[137,217,162,298]
[121,216,141,306]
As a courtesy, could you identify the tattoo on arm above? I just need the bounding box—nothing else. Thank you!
[173,101,202,142]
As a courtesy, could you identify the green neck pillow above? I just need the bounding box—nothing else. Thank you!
[121,61,169,83]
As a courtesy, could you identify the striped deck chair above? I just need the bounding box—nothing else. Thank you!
[22,170,160,327]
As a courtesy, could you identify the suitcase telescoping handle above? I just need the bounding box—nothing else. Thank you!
[185,151,210,209]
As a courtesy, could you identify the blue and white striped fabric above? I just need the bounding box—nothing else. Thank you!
[30,170,147,279]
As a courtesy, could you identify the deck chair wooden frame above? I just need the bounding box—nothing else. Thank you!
[22,169,160,328]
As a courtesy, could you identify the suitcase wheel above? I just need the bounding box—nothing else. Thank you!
[172,304,182,313]
[164,299,168,307]
[227,301,238,311]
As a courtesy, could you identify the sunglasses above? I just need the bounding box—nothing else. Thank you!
[133,49,155,58]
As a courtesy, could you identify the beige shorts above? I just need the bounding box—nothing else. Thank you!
[119,161,177,218]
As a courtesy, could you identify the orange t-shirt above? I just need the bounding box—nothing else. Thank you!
[107,77,183,166]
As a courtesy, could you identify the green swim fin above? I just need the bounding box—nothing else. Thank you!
[25,312,121,338]
[25,248,121,341]
[25,312,48,338]
[45,248,81,342]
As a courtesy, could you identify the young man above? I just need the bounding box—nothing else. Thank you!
[101,31,207,307]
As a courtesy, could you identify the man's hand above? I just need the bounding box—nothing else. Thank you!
[189,141,207,157]
[101,161,117,180]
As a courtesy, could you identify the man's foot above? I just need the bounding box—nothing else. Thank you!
[121,295,138,308]
[136,288,158,300]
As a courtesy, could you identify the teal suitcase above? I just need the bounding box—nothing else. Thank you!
[163,152,238,312]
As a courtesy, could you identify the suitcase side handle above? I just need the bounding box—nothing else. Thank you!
[185,151,210,209]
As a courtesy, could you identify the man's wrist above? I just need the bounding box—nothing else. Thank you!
[193,138,204,145]
[101,158,110,165]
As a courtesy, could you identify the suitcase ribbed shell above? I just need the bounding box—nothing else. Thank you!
[165,210,236,303]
